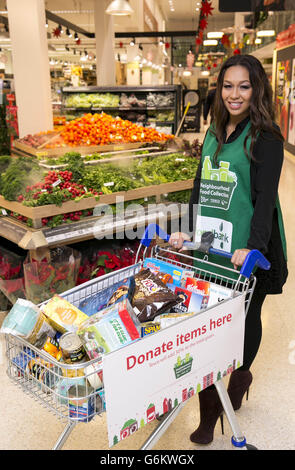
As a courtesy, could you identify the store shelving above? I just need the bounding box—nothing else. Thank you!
[61,85,182,134]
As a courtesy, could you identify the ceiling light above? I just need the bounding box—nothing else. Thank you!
[201,70,210,76]
[255,38,262,44]
[105,0,134,16]
[130,37,135,46]
[66,28,72,38]
[257,30,275,37]
[183,70,192,77]
[203,39,218,46]
[207,32,224,39]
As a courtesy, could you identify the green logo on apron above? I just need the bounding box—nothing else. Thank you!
[200,156,237,210]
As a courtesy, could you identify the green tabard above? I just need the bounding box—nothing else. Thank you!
[193,122,286,276]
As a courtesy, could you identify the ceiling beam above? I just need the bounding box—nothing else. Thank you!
[115,30,197,38]
[45,10,93,38]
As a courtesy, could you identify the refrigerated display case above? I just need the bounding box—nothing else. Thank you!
[61,85,182,135]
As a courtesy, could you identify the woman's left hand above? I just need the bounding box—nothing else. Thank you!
[231,248,250,270]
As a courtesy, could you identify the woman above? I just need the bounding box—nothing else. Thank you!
[169,54,288,445]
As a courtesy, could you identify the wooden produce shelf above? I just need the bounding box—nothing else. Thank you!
[12,140,148,159]
[0,178,194,229]
[0,203,182,260]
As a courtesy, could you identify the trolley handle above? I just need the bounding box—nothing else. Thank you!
[140,224,270,279]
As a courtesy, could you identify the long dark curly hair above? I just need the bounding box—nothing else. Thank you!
[211,54,284,163]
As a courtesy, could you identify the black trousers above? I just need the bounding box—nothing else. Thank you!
[239,288,267,371]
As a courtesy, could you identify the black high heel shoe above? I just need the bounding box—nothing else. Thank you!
[190,387,224,445]
[227,370,252,411]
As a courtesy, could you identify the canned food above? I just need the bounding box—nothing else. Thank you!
[140,322,161,337]
[26,358,60,393]
[59,332,86,364]
[68,384,95,422]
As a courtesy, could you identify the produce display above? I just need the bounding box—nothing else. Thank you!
[14,112,173,151]
[60,113,173,146]
[0,138,201,229]
[65,93,120,109]
[63,92,175,110]
[17,130,64,149]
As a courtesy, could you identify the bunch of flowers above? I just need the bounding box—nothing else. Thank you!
[0,247,26,305]
[77,243,139,285]
[23,247,81,304]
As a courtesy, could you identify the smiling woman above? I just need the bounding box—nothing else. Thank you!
[222,66,253,138]
[168,54,288,446]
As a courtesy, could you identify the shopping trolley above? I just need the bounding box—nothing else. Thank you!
[4,223,270,450]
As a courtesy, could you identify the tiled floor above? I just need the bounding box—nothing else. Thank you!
[0,133,295,451]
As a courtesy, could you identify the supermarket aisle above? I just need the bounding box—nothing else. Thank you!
[0,146,295,451]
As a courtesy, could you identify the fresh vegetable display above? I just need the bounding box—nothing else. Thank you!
[0,139,201,229]
[65,93,120,109]
[14,112,174,151]
[60,113,173,146]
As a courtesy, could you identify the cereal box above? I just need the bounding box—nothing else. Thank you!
[41,295,89,334]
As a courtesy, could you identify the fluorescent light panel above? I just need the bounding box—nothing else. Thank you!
[203,39,218,46]
[257,30,275,37]
[207,32,224,38]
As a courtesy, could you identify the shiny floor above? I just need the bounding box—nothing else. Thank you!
[0,130,295,451]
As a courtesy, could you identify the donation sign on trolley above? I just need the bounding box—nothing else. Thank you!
[103,293,245,447]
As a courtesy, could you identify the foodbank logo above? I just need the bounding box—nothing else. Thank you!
[174,354,193,379]
[200,156,237,211]
[214,221,229,250]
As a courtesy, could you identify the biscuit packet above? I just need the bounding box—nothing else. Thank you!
[131,269,180,322]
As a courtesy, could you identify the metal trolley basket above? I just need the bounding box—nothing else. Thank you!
[4,224,270,450]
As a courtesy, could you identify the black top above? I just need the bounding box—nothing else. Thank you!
[189,116,288,294]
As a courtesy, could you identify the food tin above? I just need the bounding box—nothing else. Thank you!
[140,322,161,337]
[68,384,95,422]
[59,332,86,364]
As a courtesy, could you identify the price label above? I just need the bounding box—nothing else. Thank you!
[52,179,61,187]
[36,151,48,157]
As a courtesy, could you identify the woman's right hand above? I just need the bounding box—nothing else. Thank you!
[168,232,191,250]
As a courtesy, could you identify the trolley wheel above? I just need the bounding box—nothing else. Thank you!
[245,443,258,450]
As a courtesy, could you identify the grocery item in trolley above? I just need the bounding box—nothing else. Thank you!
[41,295,89,333]
[140,321,161,337]
[131,268,181,322]
[41,336,62,360]
[78,276,135,317]
[0,298,56,343]
[143,258,194,287]
[185,277,232,308]
[155,312,195,329]
[78,299,140,358]
[26,357,61,393]
[59,332,86,364]
[12,347,36,377]
[168,284,210,313]
[68,383,96,422]
[84,362,104,389]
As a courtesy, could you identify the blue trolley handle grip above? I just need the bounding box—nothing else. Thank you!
[140,224,271,278]
[203,247,271,279]
[140,223,170,247]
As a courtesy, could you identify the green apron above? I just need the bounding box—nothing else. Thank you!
[194,122,287,277]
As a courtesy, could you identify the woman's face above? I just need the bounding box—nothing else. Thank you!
[221,65,252,120]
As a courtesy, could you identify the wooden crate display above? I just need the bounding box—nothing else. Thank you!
[12,140,149,159]
[0,178,194,229]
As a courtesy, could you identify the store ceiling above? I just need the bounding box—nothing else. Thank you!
[0,0,276,65]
